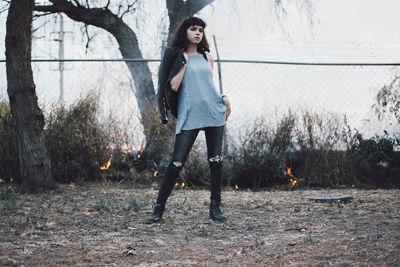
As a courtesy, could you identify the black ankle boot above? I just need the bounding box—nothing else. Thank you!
[146,203,165,224]
[209,200,227,222]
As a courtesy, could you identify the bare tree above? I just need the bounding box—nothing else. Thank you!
[374,75,400,125]
[32,0,216,168]
[6,0,55,193]
[34,0,156,135]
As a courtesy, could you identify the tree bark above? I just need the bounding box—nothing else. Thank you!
[166,0,215,45]
[6,0,55,193]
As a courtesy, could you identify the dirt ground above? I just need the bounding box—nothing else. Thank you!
[0,183,399,266]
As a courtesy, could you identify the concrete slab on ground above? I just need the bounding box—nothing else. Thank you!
[303,194,353,203]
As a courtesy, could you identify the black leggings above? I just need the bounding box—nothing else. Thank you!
[156,125,225,204]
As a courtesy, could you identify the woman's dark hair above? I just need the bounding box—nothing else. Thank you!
[171,17,210,53]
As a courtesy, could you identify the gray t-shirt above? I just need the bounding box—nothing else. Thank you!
[175,54,226,135]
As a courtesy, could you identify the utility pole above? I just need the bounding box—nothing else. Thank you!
[58,13,65,106]
[53,13,65,106]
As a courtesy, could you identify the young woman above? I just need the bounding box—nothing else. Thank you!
[147,17,231,224]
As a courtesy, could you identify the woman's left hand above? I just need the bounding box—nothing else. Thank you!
[223,96,231,121]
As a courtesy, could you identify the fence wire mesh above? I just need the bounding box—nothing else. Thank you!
[0,59,399,144]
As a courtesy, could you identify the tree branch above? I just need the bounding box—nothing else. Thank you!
[33,12,53,19]
[32,19,52,34]
[34,0,122,32]
[117,3,122,15]
[34,4,63,13]
[71,0,82,8]
[83,24,94,54]
[0,2,10,14]
[120,0,138,19]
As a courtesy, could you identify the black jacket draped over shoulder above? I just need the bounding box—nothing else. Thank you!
[157,46,187,124]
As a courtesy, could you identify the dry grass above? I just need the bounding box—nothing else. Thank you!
[1,183,399,266]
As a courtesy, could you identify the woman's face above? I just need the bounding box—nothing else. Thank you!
[186,25,204,45]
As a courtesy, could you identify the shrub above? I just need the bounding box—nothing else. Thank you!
[44,94,110,183]
[140,106,176,173]
[293,111,359,187]
[2,93,398,189]
[100,105,176,186]
[227,112,296,190]
[0,101,18,183]
[111,106,211,188]
[352,134,399,187]
[180,143,210,187]
[353,134,394,164]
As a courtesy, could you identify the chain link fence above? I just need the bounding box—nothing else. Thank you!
[0,59,399,144]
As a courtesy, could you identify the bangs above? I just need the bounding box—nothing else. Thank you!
[185,17,206,29]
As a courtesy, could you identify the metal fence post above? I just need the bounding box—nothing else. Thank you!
[213,35,230,186]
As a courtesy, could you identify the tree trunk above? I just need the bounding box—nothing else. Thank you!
[166,0,215,45]
[6,0,55,193]
[107,21,156,138]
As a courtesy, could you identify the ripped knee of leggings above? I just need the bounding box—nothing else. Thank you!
[169,161,184,170]
[208,155,223,164]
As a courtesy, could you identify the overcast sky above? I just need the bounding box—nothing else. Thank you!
[0,0,399,62]
[197,0,400,62]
